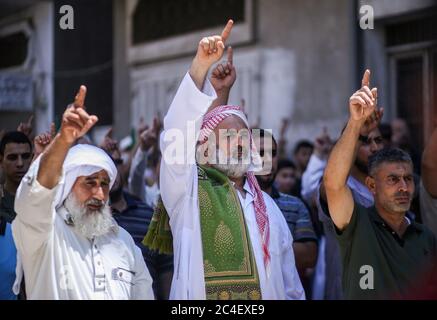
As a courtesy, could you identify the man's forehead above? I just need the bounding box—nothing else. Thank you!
[4,143,31,154]
[378,161,413,174]
[84,170,110,180]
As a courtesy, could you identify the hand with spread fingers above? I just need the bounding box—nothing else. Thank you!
[60,86,98,145]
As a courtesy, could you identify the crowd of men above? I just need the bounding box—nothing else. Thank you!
[1,20,436,300]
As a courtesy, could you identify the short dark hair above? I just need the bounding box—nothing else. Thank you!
[294,140,314,154]
[0,131,32,156]
[368,148,413,176]
[277,159,296,172]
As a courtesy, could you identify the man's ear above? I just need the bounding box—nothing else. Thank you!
[365,176,376,194]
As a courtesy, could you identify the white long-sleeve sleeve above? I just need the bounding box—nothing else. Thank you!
[301,154,327,203]
[159,72,217,220]
[12,158,59,258]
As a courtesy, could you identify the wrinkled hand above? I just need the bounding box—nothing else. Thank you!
[314,127,333,160]
[17,115,34,138]
[210,46,236,93]
[140,117,161,152]
[60,86,98,145]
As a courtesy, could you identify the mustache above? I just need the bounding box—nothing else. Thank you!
[85,198,105,207]
[394,191,411,198]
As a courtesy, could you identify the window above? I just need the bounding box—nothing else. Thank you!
[0,32,29,70]
[132,0,244,44]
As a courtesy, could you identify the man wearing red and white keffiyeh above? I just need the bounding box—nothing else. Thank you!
[198,104,271,269]
[160,20,304,300]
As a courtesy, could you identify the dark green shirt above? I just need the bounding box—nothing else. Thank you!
[335,202,437,299]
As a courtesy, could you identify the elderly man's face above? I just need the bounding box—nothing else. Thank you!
[71,169,110,212]
[213,115,249,158]
[206,115,251,178]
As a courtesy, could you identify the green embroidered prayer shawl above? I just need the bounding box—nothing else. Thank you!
[142,165,261,300]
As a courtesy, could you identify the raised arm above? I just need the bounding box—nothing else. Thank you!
[160,20,233,215]
[323,70,379,230]
[38,86,98,189]
[13,86,98,256]
[129,117,160,201]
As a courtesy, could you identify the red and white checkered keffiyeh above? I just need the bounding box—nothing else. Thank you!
[199,105,271,270]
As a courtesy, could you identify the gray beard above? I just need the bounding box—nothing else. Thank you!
[211,147,250,178]
[64,193,117,239]
[212,162,250,178]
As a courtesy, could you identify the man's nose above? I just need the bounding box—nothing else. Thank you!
[16,156,24,167]
[93,186,105,201]
[398,178,408,192]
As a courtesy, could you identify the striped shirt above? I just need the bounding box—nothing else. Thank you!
[271,186,317,242]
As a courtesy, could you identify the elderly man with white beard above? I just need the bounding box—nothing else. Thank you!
[11,86,154,300]
[145,20,304,300]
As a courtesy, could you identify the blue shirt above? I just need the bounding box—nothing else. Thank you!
[0,221,18,300]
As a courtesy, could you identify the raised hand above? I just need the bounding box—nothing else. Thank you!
[100,127,121,159]
[195,20,233,68]
[280,118,291,140]
[314,127,333,160]
[17,115,34,138]
[190,20,233,89]
[140,116,161,152]
[33,122,56,157]
[59,86,98,145]
[210,46,236,93]
[349,70,378,123]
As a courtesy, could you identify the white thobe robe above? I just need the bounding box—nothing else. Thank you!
[12,162,154,300]
[160,72,305,300]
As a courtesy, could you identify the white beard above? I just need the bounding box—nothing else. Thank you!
[64,193,117,239]
[211,147,250,178]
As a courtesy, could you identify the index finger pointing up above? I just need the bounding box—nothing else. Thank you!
[74,85,87,109]
[221,19,234,43]
[27,114,34,125]
[227,46,233,65]
[361,69,371,88]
